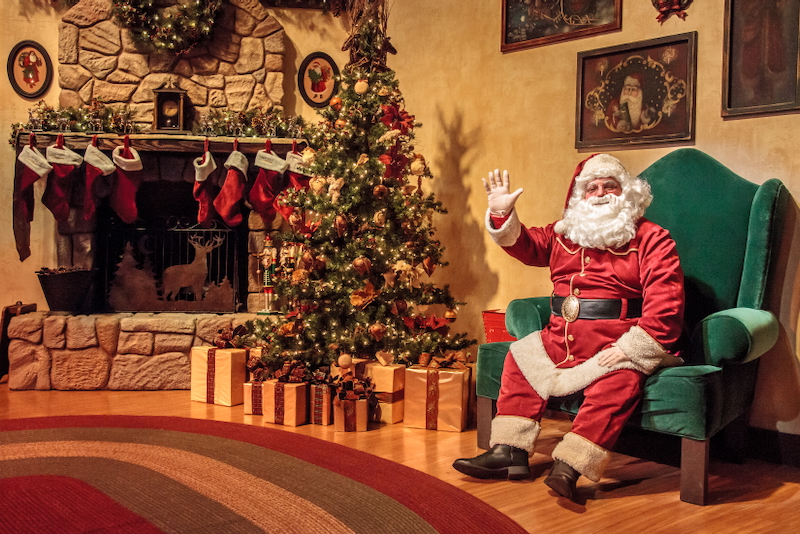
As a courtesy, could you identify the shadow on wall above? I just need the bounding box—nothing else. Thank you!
[431,106,496,345]
[17,0,60,18]
[752,196,800,430]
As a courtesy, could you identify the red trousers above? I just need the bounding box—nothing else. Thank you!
[496,352,646,449]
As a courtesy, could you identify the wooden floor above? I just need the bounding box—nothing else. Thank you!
[3,380,800,533]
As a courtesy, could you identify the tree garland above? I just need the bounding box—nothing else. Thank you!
[112,0,223,54]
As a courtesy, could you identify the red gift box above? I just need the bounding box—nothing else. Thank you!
[482,309,515,343]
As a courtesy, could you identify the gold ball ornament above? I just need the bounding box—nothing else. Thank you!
[338,353,353,369]
[373,184,388,199]
[301,147,316,165]
[444,308,458,321]
[410,154,427,176]
[330,96,343,111]
[353,256,372,276]
[354,79,369,95]
[335,119,347,129]
[369,322,387,342]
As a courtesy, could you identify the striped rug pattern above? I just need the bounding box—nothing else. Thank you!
[0,416,527,534]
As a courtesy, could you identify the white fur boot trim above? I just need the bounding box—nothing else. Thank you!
[489,416,540,454]
[551,432,611,483]
[285,151,306,173]
[112,145,143,171]
[46,144,84,166]
[18,145,52,178]
[485,208,521,247]
[84,144,115,175]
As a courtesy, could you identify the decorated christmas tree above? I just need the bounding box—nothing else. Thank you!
[248,0,474,373]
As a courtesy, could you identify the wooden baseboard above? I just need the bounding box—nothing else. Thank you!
[747,426,800,468]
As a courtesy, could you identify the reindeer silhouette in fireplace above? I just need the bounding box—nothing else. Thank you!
[161,235,225,301]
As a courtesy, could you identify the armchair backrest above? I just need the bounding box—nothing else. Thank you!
[639,148,787,329]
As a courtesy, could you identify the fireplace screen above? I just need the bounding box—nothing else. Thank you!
[102,226,240,313]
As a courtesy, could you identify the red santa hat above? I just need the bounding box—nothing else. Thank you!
[624,72,644,88]
[563,153,631,210]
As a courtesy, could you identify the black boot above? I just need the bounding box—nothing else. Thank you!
[452,444,530,480]
[544,459,580,501]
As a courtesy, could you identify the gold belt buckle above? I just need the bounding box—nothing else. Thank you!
[561,295,580,322]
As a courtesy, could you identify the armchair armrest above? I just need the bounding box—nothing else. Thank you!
[686,308,778,366]
[506,297,552,339]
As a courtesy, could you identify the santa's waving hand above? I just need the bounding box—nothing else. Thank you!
[482,169,524,217]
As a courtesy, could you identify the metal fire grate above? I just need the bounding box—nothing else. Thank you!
[102,225,240,313]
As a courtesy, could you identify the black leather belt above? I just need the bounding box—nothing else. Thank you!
[551,295,643,322]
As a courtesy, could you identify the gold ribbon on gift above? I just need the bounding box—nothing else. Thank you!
[429,350,469,369]
[273,360,307,383]
[342,399,358,431]
[425,368,439,430]
[375,390,404,403]
[274,381,285,425]
[206,348,217,404]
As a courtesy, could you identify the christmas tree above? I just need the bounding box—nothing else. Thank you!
[248,0,475,373]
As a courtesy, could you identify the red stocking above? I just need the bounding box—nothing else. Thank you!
[250,140,288,225]
[16,135,52,222]
[193,142,218,228]
[83,137,115,221]
[111,136,143,224]
[44,134,83,222]
[213,143,249,227]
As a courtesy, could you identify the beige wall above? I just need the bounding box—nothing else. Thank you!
[3,1,800,435]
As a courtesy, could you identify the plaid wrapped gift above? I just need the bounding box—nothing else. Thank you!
[190,347,247,406]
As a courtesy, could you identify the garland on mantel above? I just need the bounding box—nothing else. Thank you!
[112,0,223,54]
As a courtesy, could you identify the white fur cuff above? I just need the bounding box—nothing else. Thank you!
[84,144,115,175]
[255,150,289,173]
[46,145,84,166]
[193,152,217,182]
[551,432,611,482]
[485,208,521,247]
[18,145,53,178]
[489,416,541,453]
[614,325,681,374]
[224,150,249,175]
[285,151,306,173]
[112,146,143,171]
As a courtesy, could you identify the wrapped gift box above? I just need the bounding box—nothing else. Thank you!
[244,380,308,426]
[334,398,369,432]
[482,309,515,343]
[310,383,335,425]
[369,391,404,424]
[364,362,404,392]
[330,357,369,380]
[404,365,470,432]
[191,347,247,406]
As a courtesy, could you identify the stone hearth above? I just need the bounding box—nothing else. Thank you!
[7,311,256,391]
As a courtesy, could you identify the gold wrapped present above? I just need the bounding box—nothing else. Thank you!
[330,357,369,380]
[404,365,470,432]
[364,362,405,392]
[247,379,308,426]
[369,391,404,424]
[310,383,335,425]
[334,397,369,431]
[191,347,247,406]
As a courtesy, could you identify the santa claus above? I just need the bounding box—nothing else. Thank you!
[608,73,655,133]
[453,154,685,502]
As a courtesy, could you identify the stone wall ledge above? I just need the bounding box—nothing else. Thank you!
[7,312,256,391]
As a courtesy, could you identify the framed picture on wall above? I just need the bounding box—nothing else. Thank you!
[501,0,622,53]
[7,40,53,99]
[722,0,800,117]
[298,52,340,108]
[575,32,697,150]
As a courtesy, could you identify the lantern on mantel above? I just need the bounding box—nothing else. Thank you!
[152,80,191,134]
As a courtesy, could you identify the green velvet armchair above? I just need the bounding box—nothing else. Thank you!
[475,148,788,505]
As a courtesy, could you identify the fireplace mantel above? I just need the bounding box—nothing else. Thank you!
[13,132,301,156]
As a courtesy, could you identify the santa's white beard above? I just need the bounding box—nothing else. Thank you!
[554,194,639,250]
[621,92,643,127]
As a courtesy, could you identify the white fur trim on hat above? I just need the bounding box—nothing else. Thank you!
[46,145,84,167]
[193,152,217,182]
[485,208,522,248]
[17,145,53,178]
[551,432,611,482]
[285,151,306,173]
[112,145,143,172]
[489,416,541,454]
[224,150,249,175]
[570,154,630,202]
[84,144,115,176]
[255,150,289,173]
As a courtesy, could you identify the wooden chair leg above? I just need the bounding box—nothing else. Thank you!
[680,437,709,505]
[477,396,497,450]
